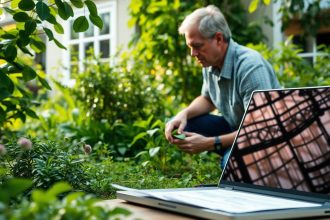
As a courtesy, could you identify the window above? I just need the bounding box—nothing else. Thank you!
[291,32,330,65]
[63,2,116,85]
[284,1,330,65]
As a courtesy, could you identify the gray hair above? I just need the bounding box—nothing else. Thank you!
[178,5,231,41]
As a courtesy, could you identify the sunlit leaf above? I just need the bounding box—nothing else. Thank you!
[263,0,271,5]
[46,182,72,197]
[149,147,160,157]
[54,22,64,34]
[248,0,259,13]
[54,38,66,49]
[30,38,46,53]
[37,75,52,90]
[11,0,20,9]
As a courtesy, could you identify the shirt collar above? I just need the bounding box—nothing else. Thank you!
[208,38,235,79]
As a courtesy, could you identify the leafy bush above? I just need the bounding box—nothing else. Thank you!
[0,178,131,220]
[1,137,89,190]
[0,0,103,134]
[72,55,164,124]
[247,38,330,87]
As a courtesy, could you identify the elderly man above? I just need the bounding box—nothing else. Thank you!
[165,5,281,168]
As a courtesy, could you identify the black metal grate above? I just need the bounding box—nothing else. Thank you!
[222,88,330,194]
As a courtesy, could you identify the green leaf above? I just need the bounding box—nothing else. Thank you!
[46,182,72,197]
[54,22,64,34]
[43,27,54,40]
[13,12,30,22]
[58,1,73,20]
[64,2,74,17]
[4,7,15,15]
[0,90,11,100]
[17,43,33,56]
[130,132,147,146]
[22,65,37,81]
[171,129,186,140]
[73,16,89,32]
[0,73,14,94]
[24,108,38,119]
[149,147,160,157]
[18,0,35,11]
[249,0,259,13]
[53,38,67,49]
[1,33,16,39]
[30,38,46,53]
[70,0,84,8]
[24,20,37,35]
[11,0,20,9]
[46,14,57,24]
[4,45,17,62]
[0,178,33,203]
[17,36,30,47]
[32,189,51,203]
[37,75,52,90]
[89,14,103,29]
[36,1,50,20]
[109,207,131,217]
[84,0,98,16]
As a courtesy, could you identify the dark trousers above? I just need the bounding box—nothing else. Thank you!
[184,114,234,169]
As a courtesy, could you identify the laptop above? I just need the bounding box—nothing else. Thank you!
[116,86,330,220]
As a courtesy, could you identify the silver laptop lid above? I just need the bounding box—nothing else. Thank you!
[220,87,330,201]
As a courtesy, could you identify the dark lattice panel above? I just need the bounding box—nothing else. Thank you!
[222,88,330,194]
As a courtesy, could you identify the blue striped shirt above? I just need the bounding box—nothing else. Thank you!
[201,39,281,129]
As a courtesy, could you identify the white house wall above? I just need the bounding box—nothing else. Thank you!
[46,0,133,87]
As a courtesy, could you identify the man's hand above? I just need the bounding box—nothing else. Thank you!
[165,112,188,143]
[172,131,213,154]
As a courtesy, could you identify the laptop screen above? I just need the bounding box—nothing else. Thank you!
[221,87,330,196]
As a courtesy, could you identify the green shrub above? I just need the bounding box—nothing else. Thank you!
[0,178,131,220]
[2,137,88,190]
[247,38,330,87]
[72,55,164,124]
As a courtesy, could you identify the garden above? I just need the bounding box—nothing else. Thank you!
[1,0,330,219]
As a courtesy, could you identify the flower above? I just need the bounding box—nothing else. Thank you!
[17,137,33,150]
[0,144,6,155]
[83,144,92,154]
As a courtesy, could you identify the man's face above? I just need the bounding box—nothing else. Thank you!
[185,25,222,68]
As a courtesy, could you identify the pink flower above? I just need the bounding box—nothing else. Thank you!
[0,144,6,155]
[17,137,33,150]
[83,144,92,154]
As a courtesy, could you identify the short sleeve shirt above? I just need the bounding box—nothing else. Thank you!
[201,39,281,129]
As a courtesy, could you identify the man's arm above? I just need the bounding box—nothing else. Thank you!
[173,130,237,154]
[165,95,215,143]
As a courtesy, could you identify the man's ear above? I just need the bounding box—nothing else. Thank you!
[215,32,224,45]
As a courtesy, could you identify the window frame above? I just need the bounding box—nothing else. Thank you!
[63,1,117,86]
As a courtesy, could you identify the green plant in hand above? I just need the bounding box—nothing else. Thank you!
[171,128,185,140]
